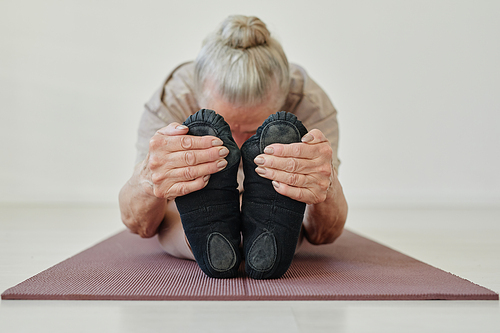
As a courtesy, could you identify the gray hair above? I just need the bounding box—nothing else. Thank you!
[195,15,290,109]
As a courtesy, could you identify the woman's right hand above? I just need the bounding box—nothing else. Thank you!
[140,122,229,200]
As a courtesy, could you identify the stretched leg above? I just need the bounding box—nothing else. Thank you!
[241,112,308,279]
[175,109,242,278]
[157,200,195,260]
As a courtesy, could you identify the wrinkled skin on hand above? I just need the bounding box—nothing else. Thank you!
[120,122,230,238]
[252,129,334,205]
[143,122,230,200]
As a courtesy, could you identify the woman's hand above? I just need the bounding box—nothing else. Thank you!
[119,122,230,238]
[253,129,333,204]
[141,122,230,200]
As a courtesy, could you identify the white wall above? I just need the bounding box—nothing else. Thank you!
[1,0,499,207]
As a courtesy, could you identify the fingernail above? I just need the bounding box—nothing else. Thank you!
[254,157,265,165]
[255,167,266,175]
[272,181,280,188]
[176,125,188,130]
[219,147,229,156]
[217,159,228,169]
[301,134,313,143]
[212,139,223,146]
[203,175,210,182]
[264,146,274,154]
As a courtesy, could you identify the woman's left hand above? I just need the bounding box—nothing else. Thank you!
[253,129,333,205]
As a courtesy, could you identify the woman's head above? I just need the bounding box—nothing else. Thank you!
[195,15,290,112]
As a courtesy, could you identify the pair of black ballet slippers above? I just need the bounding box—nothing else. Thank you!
[175,109,308,279]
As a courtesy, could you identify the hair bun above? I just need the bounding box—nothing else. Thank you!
[219,15,271,49]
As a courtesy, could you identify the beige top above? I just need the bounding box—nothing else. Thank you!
[135,62,340,188]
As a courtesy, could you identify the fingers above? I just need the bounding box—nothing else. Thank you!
[253,128,333,205]
[156,122,190,136]
[263,129,329,159]
[271,181,327,205]
[151,123,223,153]
[255,166,309,187]
[300,129,328,144]
[145,122,233,201]
[152,159,228,185]
[255,167,330,203]
[254,145,332,176]
[254,158,331,205]
[262,142,315,160]
[150,134,223,153]
[148,151,228,199]
[255,154,318,174]
[153,174,211,200]
[154,175,210,199]
[152,146,229,169]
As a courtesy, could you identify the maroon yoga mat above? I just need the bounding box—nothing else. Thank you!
[2,229,497,301]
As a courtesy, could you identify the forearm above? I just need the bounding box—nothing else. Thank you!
[119,160,167,238]
[302,170,348,245]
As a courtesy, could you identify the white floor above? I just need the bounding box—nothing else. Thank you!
[0,204,499,332]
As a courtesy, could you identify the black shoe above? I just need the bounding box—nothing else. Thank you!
[175,109,242,278]
[240,111,308,279]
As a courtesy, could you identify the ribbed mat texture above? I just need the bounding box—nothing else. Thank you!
[2,230,498,300]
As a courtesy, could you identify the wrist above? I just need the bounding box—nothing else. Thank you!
[325,167,338,201]
[135,158,157,198]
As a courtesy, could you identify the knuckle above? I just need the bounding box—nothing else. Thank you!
[163,188,176,200]
[177,183,191,196]
[319,179,330,191]
[152,186,164,199]
[148,154,160,169]
[318,164,332,176]
[296,189,305,202]
[292,144,302,156]
[183,166,198,180]
[184,151,196,166]
[325,149,333,160]
[286,158,299,172]
[319,145,333,158]
[149,137,157,150]
[287,173,301,186]
[150,172,162,185]
[180,136,193,149]
[149,135,163,150]
[311,189,326,204]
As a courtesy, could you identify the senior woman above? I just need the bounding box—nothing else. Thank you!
[119,15,348,279]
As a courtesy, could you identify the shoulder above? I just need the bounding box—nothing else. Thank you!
[286,63,338,125]
[286,64,340,168]
[144,62,199,124]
